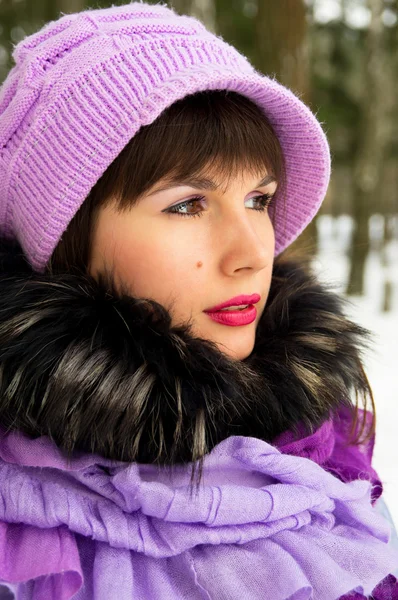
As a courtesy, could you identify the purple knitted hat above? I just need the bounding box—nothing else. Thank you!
[0,2,331,273]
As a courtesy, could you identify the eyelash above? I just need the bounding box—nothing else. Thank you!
[165,193,275,219]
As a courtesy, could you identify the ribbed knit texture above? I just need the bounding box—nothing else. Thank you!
[0,2,331,272]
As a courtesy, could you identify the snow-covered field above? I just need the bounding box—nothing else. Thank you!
[313,215,398,526]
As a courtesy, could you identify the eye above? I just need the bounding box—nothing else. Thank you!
[165,195,206,218]
[164,193,275,219]
[247,193,275,212]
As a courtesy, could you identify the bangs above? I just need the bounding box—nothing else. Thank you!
[96,90,286,216]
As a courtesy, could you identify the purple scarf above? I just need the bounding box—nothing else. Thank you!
[0,405,397,600]
[273,403,383,504]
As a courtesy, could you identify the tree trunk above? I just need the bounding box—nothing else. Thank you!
[169,0,193,15]
[0,0,18,78]
[346,0,392,296]
[255,0,309,98]
[57,0,85,14]
[381,215,393,312]
[171,0,216,31]
[254,0,316,256]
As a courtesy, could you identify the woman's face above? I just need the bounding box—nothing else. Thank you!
[89,169,276,361]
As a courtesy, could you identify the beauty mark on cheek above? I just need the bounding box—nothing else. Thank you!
[196,261,203,268]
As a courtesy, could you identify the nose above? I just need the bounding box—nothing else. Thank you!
[216,206,274,276]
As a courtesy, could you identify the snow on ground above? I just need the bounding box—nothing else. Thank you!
[313,215,398,526]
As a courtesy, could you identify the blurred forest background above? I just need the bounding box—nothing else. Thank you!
[0,0,397,305]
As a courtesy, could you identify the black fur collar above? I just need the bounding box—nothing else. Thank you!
[0,237,372,474]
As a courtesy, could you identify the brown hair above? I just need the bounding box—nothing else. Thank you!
[46,89,286,276]
[46,89,375,456]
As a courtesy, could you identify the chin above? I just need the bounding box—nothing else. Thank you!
[212,331,256,361]
[186,316,257,361]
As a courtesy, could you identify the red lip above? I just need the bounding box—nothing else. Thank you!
[204,293,261,313]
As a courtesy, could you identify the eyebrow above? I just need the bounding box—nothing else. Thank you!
[146,174,277,197]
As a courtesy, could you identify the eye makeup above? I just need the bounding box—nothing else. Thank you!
[163,193,275,219]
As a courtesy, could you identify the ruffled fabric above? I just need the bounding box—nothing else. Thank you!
[274,404,383,504]
[0,523,82,600]
[0,423,397,600]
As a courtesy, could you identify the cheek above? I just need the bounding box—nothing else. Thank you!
[113,229,208,307]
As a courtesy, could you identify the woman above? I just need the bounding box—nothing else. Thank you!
[0,3,397,598]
